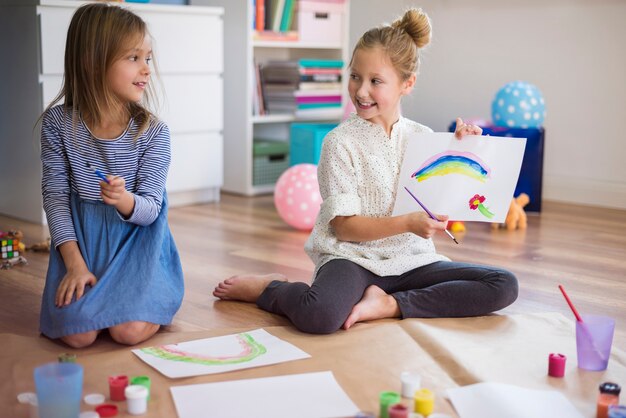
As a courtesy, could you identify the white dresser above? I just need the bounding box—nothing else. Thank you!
[0,0,224,224]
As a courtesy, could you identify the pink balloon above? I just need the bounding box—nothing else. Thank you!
[274,164,321,230]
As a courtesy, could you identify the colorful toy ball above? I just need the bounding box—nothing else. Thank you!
[274,164,321,230]
[491,81,546,128]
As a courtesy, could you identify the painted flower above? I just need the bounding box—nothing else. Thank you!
[469,194,485,210]
[468,194,495,219]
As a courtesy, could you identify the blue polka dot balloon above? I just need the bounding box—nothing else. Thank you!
[491,81,546,128]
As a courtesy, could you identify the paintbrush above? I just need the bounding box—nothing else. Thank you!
[86,162,110,184]
[404,186,459,244]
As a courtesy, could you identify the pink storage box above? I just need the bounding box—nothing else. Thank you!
[298,1,345,45]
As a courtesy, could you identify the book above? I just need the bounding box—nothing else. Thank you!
[299,59,344,68]
[295,107,343,120]
[272,0,285,32]
[297,103,342,109]
[254,62,266,115]
[295,95,342,104]
[253,30,298,42]
[295,89,342,97]
[298,81,343,91]
[300,74,342,82]
[300,68,343,75]
[280,0,296,32]
[264,0,272,30]
[255,0,265,31]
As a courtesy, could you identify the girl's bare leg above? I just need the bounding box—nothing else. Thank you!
[213,273,287,302]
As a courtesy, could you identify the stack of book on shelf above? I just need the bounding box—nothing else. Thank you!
[253,0,298,41]
[254,60,299,115]
[294,58,344,120]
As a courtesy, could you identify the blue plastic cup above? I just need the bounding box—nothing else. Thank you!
[34,362,83,418]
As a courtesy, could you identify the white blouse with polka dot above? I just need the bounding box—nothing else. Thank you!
[304,113,450,278]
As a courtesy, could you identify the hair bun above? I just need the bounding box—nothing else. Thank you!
[392,8,431,49]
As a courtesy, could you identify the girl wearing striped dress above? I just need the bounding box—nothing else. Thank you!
[39,3,183,348]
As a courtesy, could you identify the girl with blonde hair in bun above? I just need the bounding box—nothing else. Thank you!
[214,8,518,333]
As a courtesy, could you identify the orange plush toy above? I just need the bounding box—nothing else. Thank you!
[447,221,466,233]
[492,193,530,230]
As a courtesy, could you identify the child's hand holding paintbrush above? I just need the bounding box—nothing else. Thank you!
[87,163,135,217]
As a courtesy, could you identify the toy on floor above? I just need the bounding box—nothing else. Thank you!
[27,237,51,252]
[1,230,29,269]
[491,193,530,230]
[1,255,27,270]
[274,164,321,231]
[447,221,466,233]
[0,230,23,260]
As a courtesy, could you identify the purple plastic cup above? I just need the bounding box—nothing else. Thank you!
[576,314,615,371]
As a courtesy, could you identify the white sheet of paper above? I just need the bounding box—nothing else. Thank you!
[132,328,310,378]
[393,133,526,222]
[447,382,584,418]
[170,371,360,418]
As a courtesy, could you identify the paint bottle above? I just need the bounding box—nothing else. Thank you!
[608,405,626,418]
[130,375,151,400]
[598,382,621,418]
[400,371,421,398]
[58,352,77,363]
[109,375,129,401]
[548,353,566,377]
[379,391,401,418]
[125,384,149,415]
[414,388,434,417]
[388,403,410,418]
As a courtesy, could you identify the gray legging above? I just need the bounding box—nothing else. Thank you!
[257,259,519,334]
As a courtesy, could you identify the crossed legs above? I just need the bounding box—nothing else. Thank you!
[213,259,519,334]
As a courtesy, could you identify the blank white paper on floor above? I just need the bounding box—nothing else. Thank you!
[171,371,360,418]
[447,382,584,418]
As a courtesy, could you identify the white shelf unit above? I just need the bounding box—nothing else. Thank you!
[191,0,350,195]
[0,0,224,224]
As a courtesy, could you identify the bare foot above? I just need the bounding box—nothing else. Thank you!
[212,273,287,302]
[342,285,400,330]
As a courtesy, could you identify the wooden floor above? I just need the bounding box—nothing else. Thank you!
[1,194,625,349]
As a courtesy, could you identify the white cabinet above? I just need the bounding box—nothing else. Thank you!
[191,0,350,195]
[0,0,224,224]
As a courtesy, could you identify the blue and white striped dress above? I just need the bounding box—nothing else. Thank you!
[39,105,184,339]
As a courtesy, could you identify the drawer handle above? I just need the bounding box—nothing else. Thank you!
[314,12,329,19]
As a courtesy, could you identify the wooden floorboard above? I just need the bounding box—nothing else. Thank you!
[1,194,625,349]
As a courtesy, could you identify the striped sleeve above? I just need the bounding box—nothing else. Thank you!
[123,122,171,226]
[41,109,76,247]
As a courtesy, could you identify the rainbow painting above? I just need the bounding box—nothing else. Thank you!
[140,333,266,366]
[132,328,311,378]
[411,151,491,183]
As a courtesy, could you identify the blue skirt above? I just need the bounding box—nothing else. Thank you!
[40,193,184,339]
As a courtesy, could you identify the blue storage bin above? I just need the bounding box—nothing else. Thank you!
[449,122,545,212]
[290,123,338,166]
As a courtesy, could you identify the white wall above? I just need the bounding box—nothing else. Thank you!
[350,0,626,210]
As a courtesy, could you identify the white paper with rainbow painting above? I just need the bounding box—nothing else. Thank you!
[393,132,526,223]
[132,328,311,378]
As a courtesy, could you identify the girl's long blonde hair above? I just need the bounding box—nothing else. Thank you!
[45,2,159,136]
[351,8,432,81]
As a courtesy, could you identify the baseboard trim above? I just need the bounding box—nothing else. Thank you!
[544,175,626,210]
[168,187,221,207]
